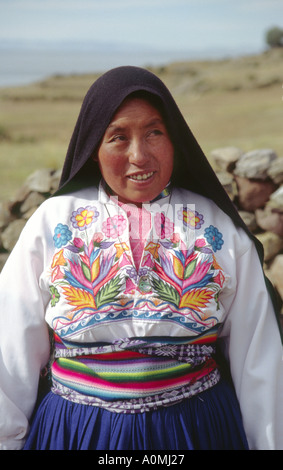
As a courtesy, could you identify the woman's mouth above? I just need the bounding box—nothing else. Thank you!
[128,171,154,181]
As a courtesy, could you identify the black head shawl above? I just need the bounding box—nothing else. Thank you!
[57,65,282,331]
[58,65,242,224]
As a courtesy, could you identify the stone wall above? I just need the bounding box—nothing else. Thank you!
[211,147,283,315]
[0,148,283,315]
[0,168,61,268]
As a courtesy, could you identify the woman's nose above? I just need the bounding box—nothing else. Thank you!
[128,138,149,165]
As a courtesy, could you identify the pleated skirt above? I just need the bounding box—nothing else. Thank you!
[23,379,249,450]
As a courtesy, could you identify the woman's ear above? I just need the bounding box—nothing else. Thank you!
[92,152,98,162]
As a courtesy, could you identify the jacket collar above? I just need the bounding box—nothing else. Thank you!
[98,179,172,208]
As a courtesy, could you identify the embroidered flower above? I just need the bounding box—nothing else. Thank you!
[126,267,138,281]
[51,249,66,268]
[154,213,174,239]
[170,232,180,245]
[204,225,224,252]
[50,286,60,307]
[139,267,149,277]
[114,242,130,259]
[71,206,99,231]
[195,238,206,248]
[93,232,104,244]
[53,223,72,248]
[178,208,204,230]
[73,237,85,249]
[145,242,160,259]
[214,270,225,288]
[102,215,127,238]
[51,266,65,283]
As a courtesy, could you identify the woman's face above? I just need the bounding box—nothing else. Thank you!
[97,97,174,205]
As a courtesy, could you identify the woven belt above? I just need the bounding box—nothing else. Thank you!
[51,335,221,414]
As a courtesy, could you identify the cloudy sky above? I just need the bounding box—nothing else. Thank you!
[1,0,283,55]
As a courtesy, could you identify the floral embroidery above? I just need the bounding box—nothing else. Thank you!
[71,206,99,231]
[49,204,227,335]
[204,225,224,252]
[170,232,180,245]
[195,238,206,248]
[51,266,65,283]
[53,224,72,248]
[154,213,174,239]
[144,241,161,259]
[125,266,149,282]
[50,250,66,282]
[114,242,130,260]
[73,238,85,248]
[151,237,225,320]
[50,286,60,307]
[178,208,204,230]
[50,232,126,315]
[93,232,104,244]
[102,215,127,238]
[51,249,66,268]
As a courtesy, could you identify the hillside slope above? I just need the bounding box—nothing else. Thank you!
[0,48,282,201]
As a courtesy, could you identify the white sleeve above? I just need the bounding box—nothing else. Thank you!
[0,218,51,450]
[219,240,283,450]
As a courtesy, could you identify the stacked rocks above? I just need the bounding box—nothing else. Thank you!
[0,153,283,315]
[0,168,61,270]
[212,147,283,312]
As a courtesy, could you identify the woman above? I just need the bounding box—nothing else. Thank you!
[0,66,282,450]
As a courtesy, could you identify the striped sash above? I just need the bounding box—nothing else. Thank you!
[51,333,220,413]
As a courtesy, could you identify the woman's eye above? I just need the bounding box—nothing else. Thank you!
[111,135,126,142]
[148,129,163,137]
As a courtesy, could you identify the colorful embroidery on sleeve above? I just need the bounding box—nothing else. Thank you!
[50,286,60,307]
[178,208,204,230]
[70,206,99,231]
[204,225,224,252]
[53,224,73,248]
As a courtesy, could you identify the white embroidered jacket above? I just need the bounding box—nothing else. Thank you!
[0,183,282,450]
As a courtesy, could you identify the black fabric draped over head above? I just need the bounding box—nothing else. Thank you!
[57,65,282,330]
[58,65,241,226]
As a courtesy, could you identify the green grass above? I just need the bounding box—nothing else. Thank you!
[1,49,283,202]
[0,141,66,201]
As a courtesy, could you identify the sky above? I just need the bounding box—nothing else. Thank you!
[1,0,283,56]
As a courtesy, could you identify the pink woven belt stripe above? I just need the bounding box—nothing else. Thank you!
[50,338,221,413]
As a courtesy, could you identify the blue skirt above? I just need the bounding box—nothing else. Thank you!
[23,379,249,450]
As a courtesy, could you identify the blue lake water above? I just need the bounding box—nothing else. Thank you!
[0,46,196,88]
[0,41,255,88]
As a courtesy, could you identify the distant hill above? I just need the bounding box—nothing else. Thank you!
[0,48,282,202]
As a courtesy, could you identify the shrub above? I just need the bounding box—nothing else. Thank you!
[265,26,283,48]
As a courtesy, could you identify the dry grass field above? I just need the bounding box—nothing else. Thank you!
[0,48,282,202]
